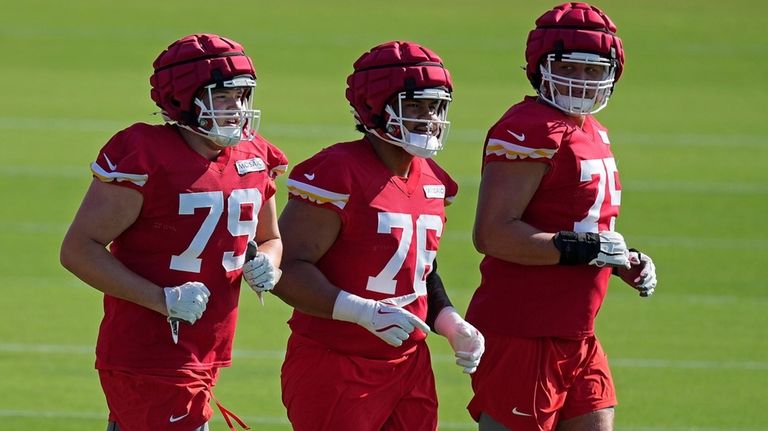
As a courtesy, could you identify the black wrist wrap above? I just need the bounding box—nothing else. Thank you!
[425,259,453,331]
[552,231,601,265]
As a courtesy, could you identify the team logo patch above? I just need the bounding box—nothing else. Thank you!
[423,185,446,199]
[235,157,266,175]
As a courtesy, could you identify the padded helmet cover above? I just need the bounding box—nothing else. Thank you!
[346,41,453,130]
[525,2,624,88]
[150,34,256,125]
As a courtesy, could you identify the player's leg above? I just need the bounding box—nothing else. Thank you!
[382,343,438,431]
[468,335,565,431]
[556,337,617,431]
[281,333,404,431]
[555,408,614,431]
[479,412,511,431]
[98,368,216,431]
[106,421,210,431]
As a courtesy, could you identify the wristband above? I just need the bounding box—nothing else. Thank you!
[552,231,600,265]
[425,259,453,331]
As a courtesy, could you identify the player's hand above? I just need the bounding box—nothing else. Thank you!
[434,307,485,374]
[590,231,631,269]
[163,282,210,324]
[243,241,282,293]
[614,249,657,297]
[333,291,430,347]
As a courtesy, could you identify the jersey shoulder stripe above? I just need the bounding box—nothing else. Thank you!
[90,161,148,186]
[486,138,557,160]
[287,178,350,209]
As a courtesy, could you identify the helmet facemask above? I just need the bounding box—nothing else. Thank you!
[538,52,616,115]
[372,88,451,159]
[186,75,261,147]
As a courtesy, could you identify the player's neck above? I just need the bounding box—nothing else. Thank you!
[366,135,413,178]
[568,114,586,128]
[178,127,224,160]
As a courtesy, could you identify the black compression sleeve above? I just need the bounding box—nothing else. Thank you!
[425,259,453,332]
[552,231,601,265]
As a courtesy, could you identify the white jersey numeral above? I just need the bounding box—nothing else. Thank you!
[574,157,620,233]
[169,189,262,273]
[366,212,443,295]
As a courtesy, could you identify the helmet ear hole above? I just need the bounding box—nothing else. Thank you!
[371,114,385,129]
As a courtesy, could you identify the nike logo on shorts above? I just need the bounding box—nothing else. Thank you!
[512,407,532,417]
[169,412,189,423]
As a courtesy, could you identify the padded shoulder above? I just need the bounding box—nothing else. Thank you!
[485,98,570,163]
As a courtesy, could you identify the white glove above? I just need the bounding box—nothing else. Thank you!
[243,247,282,293]
[615,250,657,297]
[590,231,631,269]
[434,307,485,374]
[332,291,430,347]
[163,281,210,324]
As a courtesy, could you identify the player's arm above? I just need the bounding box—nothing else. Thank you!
[613,249,658,297]
[273,199,428,347]
[473,161,630,268]
[61,179,209,323]
[425,259,452,330]
[271,199,344,318]
[426,259,485,373]
[253,196,282,267]
[242,196,283,295]
[473,161,559,265]
[60,179,169,315]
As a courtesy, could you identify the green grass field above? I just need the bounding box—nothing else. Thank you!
[1,0,767,430]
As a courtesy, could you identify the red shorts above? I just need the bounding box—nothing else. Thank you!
[98,368,218,431]
[468,335,616,431]
[281,333,438,431]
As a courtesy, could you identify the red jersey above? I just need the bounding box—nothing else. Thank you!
[466,97,621,338]
[91,123,288,371]
[285,139,458,359]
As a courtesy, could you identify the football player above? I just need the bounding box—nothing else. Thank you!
[271,41,485,431]
[467,3,658,431]
[60,34,287,431]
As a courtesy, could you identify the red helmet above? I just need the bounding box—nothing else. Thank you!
[525,2,624,89]
[150,34,260,145]
[345,41,453,157]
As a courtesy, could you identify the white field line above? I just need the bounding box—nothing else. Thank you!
[0,410,764,431]
[0,411,765,431]
[2,167,766,197]
[439,231,768,250]
[0,409,292,426]
[449,176,768,195]
[1,219,764,252]
[1,343,766,370]
[0,117,764,148]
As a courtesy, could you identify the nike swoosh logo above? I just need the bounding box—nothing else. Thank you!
[506,130,526,142]
[512,407,532,417]
[104,154,117,171]
[169,413,189,423]
[304,173,315,181]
